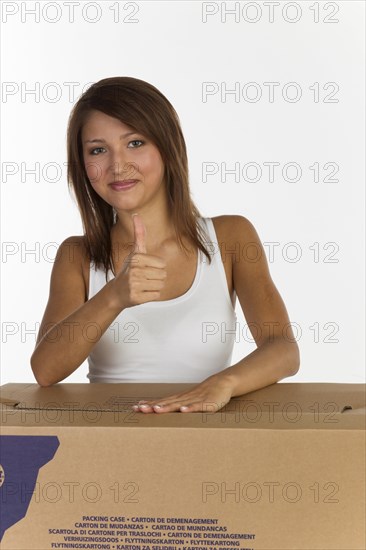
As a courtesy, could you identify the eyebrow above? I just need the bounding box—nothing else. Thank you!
[83,131,139,144]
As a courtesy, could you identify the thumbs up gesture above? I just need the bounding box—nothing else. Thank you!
[111,213,168,310]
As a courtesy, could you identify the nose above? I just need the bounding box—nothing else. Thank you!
[110,151,139,182]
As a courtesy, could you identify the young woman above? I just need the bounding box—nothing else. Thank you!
[30,76,300,413]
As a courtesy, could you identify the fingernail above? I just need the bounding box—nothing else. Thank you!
[180,406,189,411]
[153,405,162,409]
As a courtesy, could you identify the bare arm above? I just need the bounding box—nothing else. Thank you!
[30,237,123,386]
[218,215,300,396]
[31,220,167,387]
[130,215,300,413]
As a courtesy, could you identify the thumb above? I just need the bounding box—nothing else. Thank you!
[132,213,147,254]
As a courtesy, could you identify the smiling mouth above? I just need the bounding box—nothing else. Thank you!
[109,180,138,190]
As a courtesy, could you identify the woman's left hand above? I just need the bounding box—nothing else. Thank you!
[131,374,235,413]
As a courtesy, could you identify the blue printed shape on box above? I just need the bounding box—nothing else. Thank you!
[0,435,60,540]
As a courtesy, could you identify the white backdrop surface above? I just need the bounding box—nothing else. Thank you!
[1,1,365,384]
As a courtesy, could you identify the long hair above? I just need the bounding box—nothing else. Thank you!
[66,76,212,283]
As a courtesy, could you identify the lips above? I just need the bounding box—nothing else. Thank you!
[109,180,138,190]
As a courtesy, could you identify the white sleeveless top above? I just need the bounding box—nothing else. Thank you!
[87,217,237,383]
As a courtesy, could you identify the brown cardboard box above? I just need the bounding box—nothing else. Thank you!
[0,382,365,550]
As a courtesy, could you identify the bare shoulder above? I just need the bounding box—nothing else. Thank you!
[56,235,89,265]
[50,235,89,301]
[209,216,262,302]
[52,235,89,288]
[211,214,257,241]
[212,216,298,356]
[211,214,267,277]
[59,234,88,250]
[34,236,90,347]
[55,235,90,301]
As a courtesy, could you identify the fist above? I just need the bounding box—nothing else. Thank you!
[112,213,168,309]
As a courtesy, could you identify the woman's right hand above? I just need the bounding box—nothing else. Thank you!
[110,213,168,310]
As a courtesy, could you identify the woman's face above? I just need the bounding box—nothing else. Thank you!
[81,109,166,214]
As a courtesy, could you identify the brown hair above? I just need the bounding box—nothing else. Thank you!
[66,76,212,283]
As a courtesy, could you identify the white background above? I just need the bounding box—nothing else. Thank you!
[1,1,365,384]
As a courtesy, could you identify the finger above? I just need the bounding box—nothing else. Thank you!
[132,392,200,412]
[132,398,216,414]
[152,401,200,413]
[179,401,216,413]
[126,264,167,281]
[144,266,168,280]
[132,213,147,254]
[151,397,202,413]
[155,396,226,413]
[125,253,167,271]
[137,394,192,408]
[132,403,154,413]
[132,400,157,413]
[132,400,177,413]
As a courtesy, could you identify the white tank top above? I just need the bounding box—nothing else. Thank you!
[87,217,237,383]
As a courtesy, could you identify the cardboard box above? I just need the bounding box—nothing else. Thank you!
[0,382,365,550]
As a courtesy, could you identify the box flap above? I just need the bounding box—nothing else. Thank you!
[1,382,365,412]
[0,383,199,410]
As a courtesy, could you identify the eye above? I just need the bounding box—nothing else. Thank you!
[128,140,144,148]
[89,147,105,155]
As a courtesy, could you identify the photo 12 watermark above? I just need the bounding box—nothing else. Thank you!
[1,1,141,24]
[201,2,340,24]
